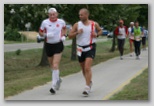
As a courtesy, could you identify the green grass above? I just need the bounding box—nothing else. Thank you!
[4,38,131,98]
[109,68,148,100]
[4,39,36,44]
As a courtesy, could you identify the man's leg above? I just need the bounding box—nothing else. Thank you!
[117,39,122,55]
[50,53,62,93]
[48,57,53,69]
[129,39,133,56]
[82,57,93,96]
[142,37,146,49]
[84,58,93,86]
[118,39,124,59]
[80,62,86,79]
[134,40,137,56]
[52,53,62,83]
[138,41,141,56]
[121,39,125,56]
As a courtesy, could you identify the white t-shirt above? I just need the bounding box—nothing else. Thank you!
[128,27,134,40]
[117,27,126,39]
[40,18,66,44]
[77,21,96,46]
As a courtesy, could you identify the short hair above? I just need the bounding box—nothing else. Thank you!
[79,8,89,15]
[48,8,57,13]
[130,22,134,25]
[119,19,124,23]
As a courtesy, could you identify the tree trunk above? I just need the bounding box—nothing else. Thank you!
[110,34,116,52]
[71,37,77,60]
[38,41,49,66]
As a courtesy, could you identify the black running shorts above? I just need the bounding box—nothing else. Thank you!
[45,41,64,57]
[78,43,96,63]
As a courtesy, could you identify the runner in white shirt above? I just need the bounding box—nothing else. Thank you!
[69,8,102,96]
[128,22,134,56]
[39,8,66,94]
[114,20,128,60]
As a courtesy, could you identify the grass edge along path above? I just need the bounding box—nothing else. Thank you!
[103,67,148,100]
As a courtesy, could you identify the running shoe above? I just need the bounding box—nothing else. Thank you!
[55,78,62,90]
[136,56,140,60]
[82,86,91,96]
[120,56,123,60]
[50,88,56,94]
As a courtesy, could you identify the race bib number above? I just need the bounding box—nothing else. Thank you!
[77,46,83,57]
[135,36,141,41]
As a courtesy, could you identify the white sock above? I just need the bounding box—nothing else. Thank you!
[85,85,90,92]
[55,69,60,80]
[51,69,60,88]
[52,70,57,88]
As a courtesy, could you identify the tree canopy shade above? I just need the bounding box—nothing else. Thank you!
[4,4,148,31]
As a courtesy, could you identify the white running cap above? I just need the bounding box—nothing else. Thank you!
[48,8,57,13]
[130,22,134,25]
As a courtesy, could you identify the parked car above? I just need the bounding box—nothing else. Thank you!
[107,31,114,38]
[66,24,72,30]
[101,27,109,36]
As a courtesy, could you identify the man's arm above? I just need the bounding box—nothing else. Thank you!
[39,21,45,37]
[91,22,102,38]
[114,27,119,36]
[95,22,102,37]
[61,26,67,36]
[68,23,78,39]
[39,29,45,37]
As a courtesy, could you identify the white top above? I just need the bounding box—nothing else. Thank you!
[40,18,66,44]
[128,27,134,39]
[77,21,96,46]
[117,27,126,39]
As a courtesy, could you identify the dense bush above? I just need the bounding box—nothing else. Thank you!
[4,26,26,41]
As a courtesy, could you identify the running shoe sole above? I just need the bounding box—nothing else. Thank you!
[50,88,56,94]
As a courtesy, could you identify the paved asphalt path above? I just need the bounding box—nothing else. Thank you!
[4,38,107,52]
[5,48,148,100]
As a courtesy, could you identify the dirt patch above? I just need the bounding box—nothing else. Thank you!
[19,31,38,40]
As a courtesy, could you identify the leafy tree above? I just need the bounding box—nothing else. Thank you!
[137,4,148,28]
[4,4,148,65]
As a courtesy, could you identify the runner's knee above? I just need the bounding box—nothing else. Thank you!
[52,63,59,70]
[84,66,91,72]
